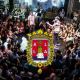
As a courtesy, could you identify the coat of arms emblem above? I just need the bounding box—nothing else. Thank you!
[27,30,54,74]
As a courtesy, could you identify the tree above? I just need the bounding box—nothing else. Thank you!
[9,0,14,12]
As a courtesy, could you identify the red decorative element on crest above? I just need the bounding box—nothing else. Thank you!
[32,40,48,60]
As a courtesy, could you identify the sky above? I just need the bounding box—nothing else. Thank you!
[37,0,48,2]
[25,0,32,6]
[24,0,65,9]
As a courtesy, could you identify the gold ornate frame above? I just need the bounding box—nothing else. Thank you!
[26,30,54,73]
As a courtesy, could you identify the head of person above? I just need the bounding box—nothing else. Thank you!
[30,12,33,16]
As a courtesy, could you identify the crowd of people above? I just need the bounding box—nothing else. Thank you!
[0,9,80,80]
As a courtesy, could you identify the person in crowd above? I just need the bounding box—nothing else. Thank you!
[28,12,35,32]
[46,16,61,44]
[59,9,65,20]
[20,36,28,52]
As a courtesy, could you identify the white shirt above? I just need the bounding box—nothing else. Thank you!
[53,20,61,33]
[20,37,28,52]
[46,18,61,33]
[4,42,8,49]
[3,38,11,49]
[66,36,74,42]
[60,11,65,18]
[28,15,35,26]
